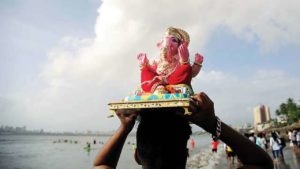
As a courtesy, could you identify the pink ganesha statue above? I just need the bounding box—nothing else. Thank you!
[137,27,204,94]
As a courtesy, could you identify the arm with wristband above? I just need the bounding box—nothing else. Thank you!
[182,92,273,169]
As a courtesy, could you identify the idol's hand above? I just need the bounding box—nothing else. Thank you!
[178,42,189,64]
[191,53,204,77]
[153,75,167,84]
[194,53,204,64]
[137,53,149,67]
[116,109,138,133]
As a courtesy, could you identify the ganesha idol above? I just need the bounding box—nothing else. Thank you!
[133,27,203,99]
[109,27,204,114]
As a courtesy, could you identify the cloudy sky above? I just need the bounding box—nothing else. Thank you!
[1,0,300,132]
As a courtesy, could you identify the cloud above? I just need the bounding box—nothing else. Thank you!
[20,0,300,131]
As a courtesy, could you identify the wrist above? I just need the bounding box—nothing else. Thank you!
[180,58,190,65]
[200,116,217,134]
[118,124,131,135]
[211,116,221,140]
[193,62,202,67]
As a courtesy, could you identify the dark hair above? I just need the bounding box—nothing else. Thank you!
[271,132,279,144]
[257,132,262,138]
[136,108,191,169]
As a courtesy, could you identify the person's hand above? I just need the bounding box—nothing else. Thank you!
[182,92,217,133]
[178,42,189,64]
[194,53,203,64]
[116,109,139,133]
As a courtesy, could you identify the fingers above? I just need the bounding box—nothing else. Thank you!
[137,53,147,61]
[179,44,188,55]
[137,53,142,59]
[181,41,188,47]
[191,92,213,108]
[116,109,138,118]
[128,110,138,119]
[192,92,208,101]
[179,42,187,51]
[200,92,213,106]
[200,93,208,105]
[188,99,199,113]
[191,93,202,104]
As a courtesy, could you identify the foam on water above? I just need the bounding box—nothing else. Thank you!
[186,147,223,169]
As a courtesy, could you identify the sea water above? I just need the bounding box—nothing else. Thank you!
[0,134,215,169]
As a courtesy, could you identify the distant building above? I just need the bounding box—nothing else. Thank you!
[253,105,271,127]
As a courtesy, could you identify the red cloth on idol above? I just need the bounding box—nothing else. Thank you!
[167,64,192,85]
[141,64,192,92]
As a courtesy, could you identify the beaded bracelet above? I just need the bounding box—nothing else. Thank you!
[193,62,202,67]
[212,116,222,140]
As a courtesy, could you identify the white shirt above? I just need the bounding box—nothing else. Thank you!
[288,131,292,140]
[296,131,300,141]
[270,137,281,151]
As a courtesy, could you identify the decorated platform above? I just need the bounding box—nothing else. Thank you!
[107,84,194,117]
[108,97,191,116]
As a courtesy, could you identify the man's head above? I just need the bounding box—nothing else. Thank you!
[136,108,191,169]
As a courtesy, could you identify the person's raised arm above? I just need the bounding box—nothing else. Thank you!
[183,92,273,169]
[93,109,138,169]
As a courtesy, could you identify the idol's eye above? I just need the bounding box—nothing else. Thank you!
[171,38,179,43]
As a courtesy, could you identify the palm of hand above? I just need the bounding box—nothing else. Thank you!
[178,43,189,62]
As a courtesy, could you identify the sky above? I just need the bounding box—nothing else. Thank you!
[1,0,300,132]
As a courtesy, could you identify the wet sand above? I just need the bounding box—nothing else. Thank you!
[214,147,300,169]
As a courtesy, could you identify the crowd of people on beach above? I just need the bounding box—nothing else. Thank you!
[220,129,300,165]
[288,129,300,153]
[242,129,300,161]
[183,127,300,169]
[186,127,300,169]
[185,128,300,168]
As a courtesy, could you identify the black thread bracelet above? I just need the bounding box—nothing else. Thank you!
[212,116,221,140]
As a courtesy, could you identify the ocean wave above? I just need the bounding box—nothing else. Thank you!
[186,148,223,169]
